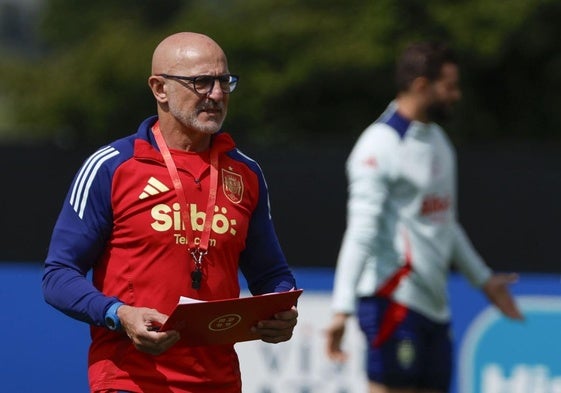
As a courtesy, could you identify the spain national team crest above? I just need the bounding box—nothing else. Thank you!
[222,168,244,203]
[397,338,415,369]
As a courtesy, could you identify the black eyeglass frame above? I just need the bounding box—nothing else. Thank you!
[157,73,239,94]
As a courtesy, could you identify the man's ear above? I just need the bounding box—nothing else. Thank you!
[410,76,430,94]
[148,76,168,103]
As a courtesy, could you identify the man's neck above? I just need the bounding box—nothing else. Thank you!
[395,95,429,123]
[156,120,211,152]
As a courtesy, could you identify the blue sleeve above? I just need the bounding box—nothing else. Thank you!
[237,157,297,295]
[42,146,121,326]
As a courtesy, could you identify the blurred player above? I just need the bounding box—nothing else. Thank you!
[326,41,523,393]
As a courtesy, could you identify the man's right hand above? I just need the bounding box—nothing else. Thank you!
[118,305,181,355]
[325,312,350,362]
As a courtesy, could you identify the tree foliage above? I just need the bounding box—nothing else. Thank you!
[0,0,559,146]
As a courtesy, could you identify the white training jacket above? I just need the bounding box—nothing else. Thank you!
[332,103,492,322]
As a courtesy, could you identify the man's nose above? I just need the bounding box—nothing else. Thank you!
[207,80,225,100]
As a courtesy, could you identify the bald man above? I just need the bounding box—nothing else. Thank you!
[43,32,298,393]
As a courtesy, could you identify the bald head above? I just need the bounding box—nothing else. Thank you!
[151,32,228,76]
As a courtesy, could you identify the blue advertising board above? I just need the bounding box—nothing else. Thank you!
[449,274,561,393]
[0,263,559,392]
[458,296,561,393]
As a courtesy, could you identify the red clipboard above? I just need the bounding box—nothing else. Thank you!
[159,289,303,346]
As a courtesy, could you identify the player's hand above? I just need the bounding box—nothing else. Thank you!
[253,306,298,344]
[325,313,350,362]
[118,305,181,355]
[482,273,524,321]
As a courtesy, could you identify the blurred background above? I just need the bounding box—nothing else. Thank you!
[1,0,560,271]
[1,1,560,392]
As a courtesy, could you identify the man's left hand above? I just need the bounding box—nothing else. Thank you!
[482,273,524,321]
[253,306,298,343]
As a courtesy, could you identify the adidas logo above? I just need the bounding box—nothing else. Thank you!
[139,177,170,200]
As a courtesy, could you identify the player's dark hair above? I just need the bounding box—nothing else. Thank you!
[395,42,457,92]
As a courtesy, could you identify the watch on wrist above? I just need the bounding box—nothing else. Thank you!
[104,301,124,331]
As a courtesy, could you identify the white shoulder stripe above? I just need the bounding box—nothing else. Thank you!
[234,148,255,163]
[70,146,119,219]
[70,146,114,206]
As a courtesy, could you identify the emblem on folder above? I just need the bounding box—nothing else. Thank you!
[222,168,244,203]
[209,314,242,331]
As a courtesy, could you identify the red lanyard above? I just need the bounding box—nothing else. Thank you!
[152,121,219,289]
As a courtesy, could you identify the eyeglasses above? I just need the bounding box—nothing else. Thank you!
[157,73,239,94]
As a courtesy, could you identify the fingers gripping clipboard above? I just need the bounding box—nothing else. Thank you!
[159,289,303,346]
